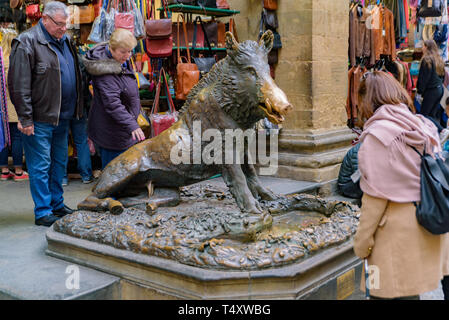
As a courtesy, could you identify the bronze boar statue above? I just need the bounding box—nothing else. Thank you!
[78,30,292,216]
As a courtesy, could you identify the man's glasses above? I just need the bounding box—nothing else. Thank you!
[47,14,67,28]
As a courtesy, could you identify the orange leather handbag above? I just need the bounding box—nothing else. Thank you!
[176,14,199,100]
[78,4,96,24]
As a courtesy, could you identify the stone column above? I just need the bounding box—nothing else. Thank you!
[229,0,354,185]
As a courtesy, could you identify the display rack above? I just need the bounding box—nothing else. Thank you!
[158,4,240,17]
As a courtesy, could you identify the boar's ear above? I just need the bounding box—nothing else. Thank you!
[225,31,239,51]
[259,30,274,53]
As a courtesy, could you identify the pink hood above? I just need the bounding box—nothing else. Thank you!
[358,103,441,202]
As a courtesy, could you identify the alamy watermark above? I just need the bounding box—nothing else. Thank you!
[169,121,279,175]
[366,264,380,290]
[65,265,80,290]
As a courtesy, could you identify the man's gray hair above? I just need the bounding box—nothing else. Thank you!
[43,1,69,18]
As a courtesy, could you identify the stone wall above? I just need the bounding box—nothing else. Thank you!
[228,0,348,130]
[228,0,354,184]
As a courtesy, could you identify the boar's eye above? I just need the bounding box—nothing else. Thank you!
[247,67,257,77]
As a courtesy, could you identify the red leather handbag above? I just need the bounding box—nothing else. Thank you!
[146,36,173,57]
[150,68,178,137]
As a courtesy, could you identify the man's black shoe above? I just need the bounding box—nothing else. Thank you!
[53,204,74,217]
[35,214,60,227]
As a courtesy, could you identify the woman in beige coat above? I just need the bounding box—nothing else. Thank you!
[353,71,449,299]
[0,31,28,181]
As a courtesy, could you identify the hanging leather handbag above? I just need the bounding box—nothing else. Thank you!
[151,68,178,137]
[268,49,278,65]
[217,21,226,47]
[78,4,96,24]
[203,19,218,47]
[272,30,282,49]
[25,4,41,20]
[216,0,230,9]
[145,0,172,39]
[176,14,200,100]
[114,0,135,34]
[146,36,173,57]
[229,17,239,42]
[192,16,216,74]
[259,12,282,49]
[172,19,204,48]
[263,0,277,10]
[418,0,442,17]
[410,145,449,234]
[93,0,102,17]
[145,0,173,58]
[262,8,278,30]
[197,0,217,8]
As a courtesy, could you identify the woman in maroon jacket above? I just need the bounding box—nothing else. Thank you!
[83,28,145,169]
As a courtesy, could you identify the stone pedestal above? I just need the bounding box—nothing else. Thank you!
[46,227,362,300]
[230,0,354,184]
[277,128,356,183]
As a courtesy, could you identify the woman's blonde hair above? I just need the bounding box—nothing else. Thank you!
[109,28,137,51]
[422,39,445,77]
[358,71,414,124]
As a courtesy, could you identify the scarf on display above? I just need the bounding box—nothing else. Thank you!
[358,103,441,202]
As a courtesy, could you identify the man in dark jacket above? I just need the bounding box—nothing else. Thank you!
[337,143,363,200]
[8,1,84,227]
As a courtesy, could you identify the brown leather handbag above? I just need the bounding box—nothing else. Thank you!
[145,0,171,39]
[203,19,218,47]
[263,0,277,10]
[176,14,200,100]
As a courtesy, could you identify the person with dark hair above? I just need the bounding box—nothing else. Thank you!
[337,143,362,200]
[417,40,446,135]
[353,71,449,299]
